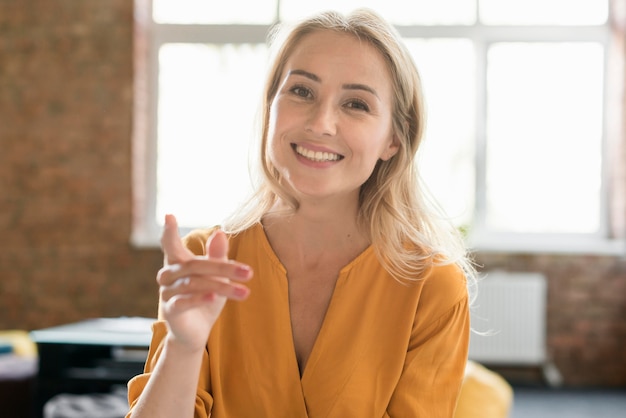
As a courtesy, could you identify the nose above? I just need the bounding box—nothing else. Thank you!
[305,101,337,137]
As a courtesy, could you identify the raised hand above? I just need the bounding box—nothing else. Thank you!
[156,214,252,351]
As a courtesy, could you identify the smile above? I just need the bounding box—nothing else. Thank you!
[293,144,343,162]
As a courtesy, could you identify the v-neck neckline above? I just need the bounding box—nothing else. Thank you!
[253,223,375,382]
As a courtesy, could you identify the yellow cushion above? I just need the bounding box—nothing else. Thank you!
[0,330,38,358]
[454,361,513,418]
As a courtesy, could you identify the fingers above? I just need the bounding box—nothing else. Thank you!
[206,229,228,261]
[158,217,252,303]
[160,272,250,302]
[157,258,252,301]
[161,292,221,313]
[161,214,192,264]
[201,229,231,301]
[157,258,253,286]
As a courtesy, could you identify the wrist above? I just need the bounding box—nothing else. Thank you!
[164,332,207,358]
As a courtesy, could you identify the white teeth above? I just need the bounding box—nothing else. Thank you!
[295,145,341,162]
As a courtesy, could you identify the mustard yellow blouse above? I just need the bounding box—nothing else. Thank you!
[127,223,470,417]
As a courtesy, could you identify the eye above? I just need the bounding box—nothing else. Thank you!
[289,85,313,99]
[345,99,370,112]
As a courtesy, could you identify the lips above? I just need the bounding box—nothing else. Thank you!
[293,144,344,162]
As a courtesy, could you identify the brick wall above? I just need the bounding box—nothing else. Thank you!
[0,0,624,387]
[0,0,163,328]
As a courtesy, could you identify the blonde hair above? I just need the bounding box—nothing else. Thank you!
[224,9,475,284]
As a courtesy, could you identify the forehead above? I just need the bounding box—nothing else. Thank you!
[283,30,393,92]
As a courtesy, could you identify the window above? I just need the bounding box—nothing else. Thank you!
[133,0,624,254]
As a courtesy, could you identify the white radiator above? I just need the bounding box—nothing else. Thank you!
[468,271,547,365]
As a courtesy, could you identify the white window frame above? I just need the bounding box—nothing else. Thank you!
[132,0,625,255]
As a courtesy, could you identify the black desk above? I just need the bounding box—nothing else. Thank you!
[30,317,154,417]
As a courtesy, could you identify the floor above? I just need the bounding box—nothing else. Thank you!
[510,386,626,418]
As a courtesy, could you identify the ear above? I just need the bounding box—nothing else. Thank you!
[380,133,400,161]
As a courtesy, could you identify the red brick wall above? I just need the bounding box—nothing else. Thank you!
[0,0,162,327]
[0,0,624,387]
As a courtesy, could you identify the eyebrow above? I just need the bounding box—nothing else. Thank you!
[288,69,380,99]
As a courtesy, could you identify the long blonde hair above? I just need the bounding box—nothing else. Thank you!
[224,9,475,284]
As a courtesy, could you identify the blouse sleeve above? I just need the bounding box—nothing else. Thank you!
[386,265,471,418]
[126,321,214,417]
[126,228,218,418]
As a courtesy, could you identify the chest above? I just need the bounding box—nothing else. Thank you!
[286,263,341,375]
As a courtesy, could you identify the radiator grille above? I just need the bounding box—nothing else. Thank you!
[468,271,547,365]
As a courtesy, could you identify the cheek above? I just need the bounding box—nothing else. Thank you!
[267,101,288,143]
[267,101,283,141]
[364,127,395,162]
[267,102,278,136]
[265,108,284,168]
[267,99,300,150]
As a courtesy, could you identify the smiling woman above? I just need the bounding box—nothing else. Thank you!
[127,8,476,418]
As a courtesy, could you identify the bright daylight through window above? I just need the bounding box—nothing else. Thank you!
[135,0,615,253]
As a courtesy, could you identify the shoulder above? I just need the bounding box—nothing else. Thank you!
[415,262,468,320]
[421,262,467,299]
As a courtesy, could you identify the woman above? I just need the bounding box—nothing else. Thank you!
[127,8,474,418]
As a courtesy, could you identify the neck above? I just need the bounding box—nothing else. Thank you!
[262,196,369,261]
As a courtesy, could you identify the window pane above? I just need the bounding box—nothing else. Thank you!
[405,39,475,227]
[485,42,604,233]
[157,43,268,227]
[480,0,608,25]
[280,0,476,25]
[153,0,277,24]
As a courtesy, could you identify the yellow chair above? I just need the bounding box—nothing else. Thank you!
[454,361,513,418]
[0,330,38,358]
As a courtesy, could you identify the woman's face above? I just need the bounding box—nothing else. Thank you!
[267,30,398,204]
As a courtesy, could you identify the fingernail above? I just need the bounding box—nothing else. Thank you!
[169,264,181,273]
[234,286,250,299]
[235,265,252,278]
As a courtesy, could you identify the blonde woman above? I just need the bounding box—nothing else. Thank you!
[128,9,474,418]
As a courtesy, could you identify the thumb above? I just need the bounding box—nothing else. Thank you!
[206,229,229,261]
[160,214,191,264]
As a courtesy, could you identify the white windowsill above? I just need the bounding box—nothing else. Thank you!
[468,234,626,256]
[132,223,626,257]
